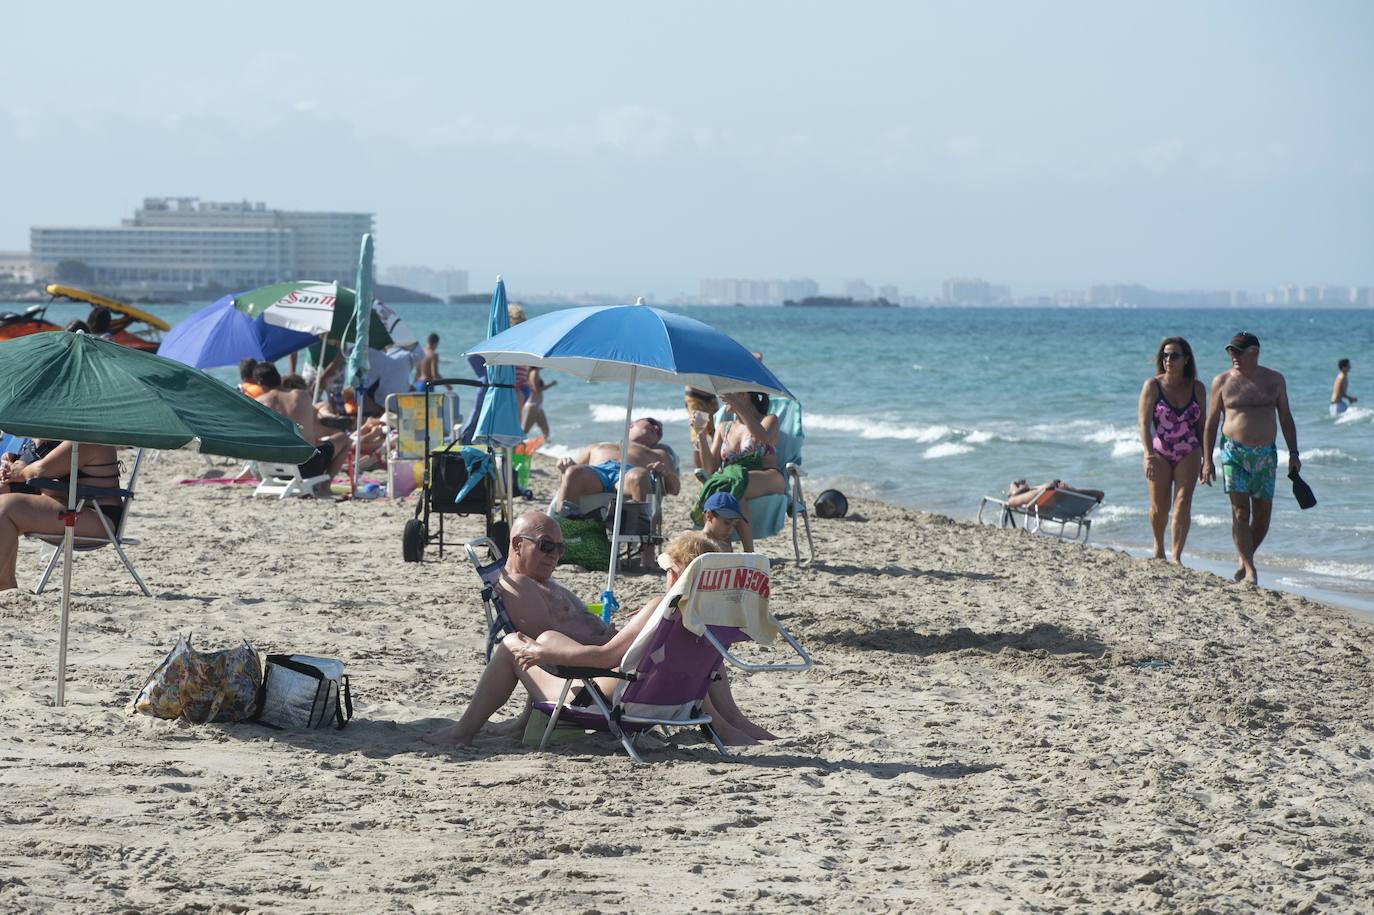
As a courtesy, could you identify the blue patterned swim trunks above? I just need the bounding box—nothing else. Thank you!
[1220,437,1277,500]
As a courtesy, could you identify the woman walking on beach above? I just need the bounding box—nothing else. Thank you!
[1137,337,1207,563]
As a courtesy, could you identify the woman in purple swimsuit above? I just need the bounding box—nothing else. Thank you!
[1137,337,1208,563]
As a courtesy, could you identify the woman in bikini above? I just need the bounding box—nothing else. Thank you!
[0,439,125,590]
[692,391,784,552]
[1137,336,1208,563]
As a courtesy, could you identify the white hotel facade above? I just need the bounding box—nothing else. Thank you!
[30,198,373,295]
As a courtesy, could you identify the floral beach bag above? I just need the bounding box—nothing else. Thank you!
[127,634,262,724]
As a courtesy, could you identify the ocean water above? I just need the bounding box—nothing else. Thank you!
[11,299,1373,611]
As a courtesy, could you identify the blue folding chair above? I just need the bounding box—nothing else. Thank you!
[703,398,815,564]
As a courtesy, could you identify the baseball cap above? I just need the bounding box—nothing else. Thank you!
[1226,332,1260,352]
[703,492,743,519]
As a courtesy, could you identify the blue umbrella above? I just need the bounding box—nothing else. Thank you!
[470,277,525,448]
[158,294,318,369]
[466,298,794,612]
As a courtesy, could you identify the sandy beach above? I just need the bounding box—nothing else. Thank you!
[2,446,1372,913]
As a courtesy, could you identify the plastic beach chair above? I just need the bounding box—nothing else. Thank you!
[701,399,815,564]
[464,536,511,660]
[253,460,329,499]
[27,448,150,597]
[977,487,1101,543]
[532,552,812,765]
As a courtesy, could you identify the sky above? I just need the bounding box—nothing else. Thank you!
[3,2,1372,298]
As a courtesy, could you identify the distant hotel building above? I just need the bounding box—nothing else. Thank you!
[699,277,819,305]
[30,197,373,295]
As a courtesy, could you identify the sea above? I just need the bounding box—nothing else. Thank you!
[11,298,1373,615]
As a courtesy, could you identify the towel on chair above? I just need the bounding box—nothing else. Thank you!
[670,552,779,646]
[691,456,761,526]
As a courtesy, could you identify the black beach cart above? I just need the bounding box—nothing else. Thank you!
[402,378,512,563]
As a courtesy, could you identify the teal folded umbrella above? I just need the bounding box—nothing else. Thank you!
[0,331,316,706]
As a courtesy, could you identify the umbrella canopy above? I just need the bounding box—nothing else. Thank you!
[0,331,315,463]
[469,277,524,448]
[158,294,319,369]
[345,235,375,492]
[232,281,416,355]
[467,303,793,398]
[466,300,793,613]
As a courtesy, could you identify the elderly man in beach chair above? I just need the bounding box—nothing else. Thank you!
[978,479,1105,543]
[427,531,805,758]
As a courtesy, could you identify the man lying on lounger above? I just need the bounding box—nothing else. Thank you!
[423,514,772,747]
[552,417,680,514]
[1006,479,1105,513]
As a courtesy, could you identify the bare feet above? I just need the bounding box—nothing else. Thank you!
[1233,567,1246,582]
[421,723,473,747]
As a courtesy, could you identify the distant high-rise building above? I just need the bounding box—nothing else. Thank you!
[941,278,1008,305]
[30,197,373,295]
[877,284,900,302]
[699,277,817,305]
[383,265,469,298]
[843,279,875,302]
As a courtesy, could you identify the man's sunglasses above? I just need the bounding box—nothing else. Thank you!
[1225,345,1253,354]
[519,535,566,556]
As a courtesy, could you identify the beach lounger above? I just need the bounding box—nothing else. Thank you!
[253,460,330,499]
[464,535,511,660]
[533,551,812,765]
[701,398,815,565]
[28,448,150,597]
[549,471,668,572]
[977,487,1100,543]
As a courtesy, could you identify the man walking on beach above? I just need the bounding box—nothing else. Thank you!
[1200,332,1301,587]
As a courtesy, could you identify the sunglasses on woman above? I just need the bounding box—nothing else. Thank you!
[518,535,566,556]
[1161,352,1185,361]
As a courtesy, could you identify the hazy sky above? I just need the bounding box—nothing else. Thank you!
[4,2,1371,297]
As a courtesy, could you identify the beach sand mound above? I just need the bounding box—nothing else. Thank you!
[1,449,1371,912]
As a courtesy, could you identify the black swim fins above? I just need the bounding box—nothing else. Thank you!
[1288,466,1317,510]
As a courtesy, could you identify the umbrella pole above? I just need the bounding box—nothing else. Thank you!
[55,444,79,707]
[604,367,637,609]
[311,333,327,404]
[351,402,364,496]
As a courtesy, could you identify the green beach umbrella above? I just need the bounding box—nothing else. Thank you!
[0,331,316,706]
[232,281,416,372]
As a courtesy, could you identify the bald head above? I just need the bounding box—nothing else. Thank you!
[507,511,564,580]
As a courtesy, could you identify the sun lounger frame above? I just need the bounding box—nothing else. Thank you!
[977,492,1098,544]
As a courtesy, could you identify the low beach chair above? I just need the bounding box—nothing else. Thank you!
[253,460,329,499]
[701,398,815,564]
[533,551,812,765]
[28,448,150,597]
[549,471,667,572]
[464,535,511,660]
[977,486,1101,543]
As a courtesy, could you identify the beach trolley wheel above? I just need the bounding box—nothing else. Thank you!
[403,518,427,562]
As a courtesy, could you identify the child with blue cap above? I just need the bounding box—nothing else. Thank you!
[702,491,748,551]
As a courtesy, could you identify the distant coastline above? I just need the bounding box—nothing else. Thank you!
[782,295,898,309]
